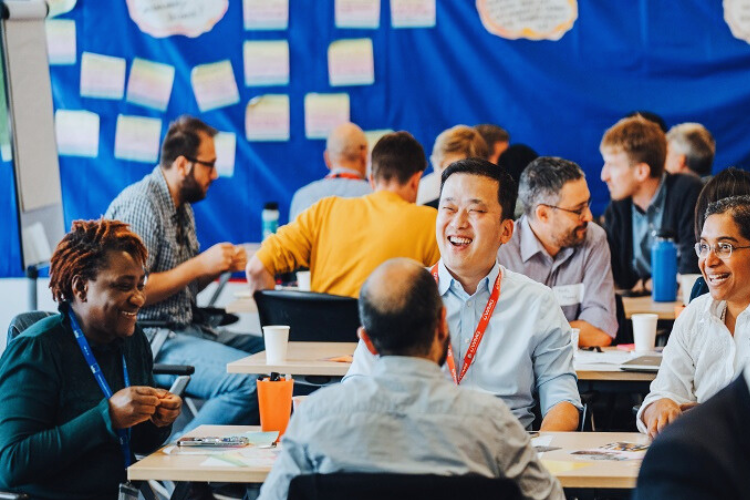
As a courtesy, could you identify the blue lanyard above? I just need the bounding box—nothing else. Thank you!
[68,310,132,468]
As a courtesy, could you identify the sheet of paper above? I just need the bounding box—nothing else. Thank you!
[336,0,380,28]
[55,109,99,158]
[45,20,76,65]
[390,0,436,28]
[127,0,228,38]
[191,60,240,112]
[126,58,175,111]
[245,94,290,141]
[477,0,578,41]
[243,40,290,87]
[244,0,289,30]
[304,93,350,139]
[214,132,236,178]
[540,460,593,474]
[203,447,280,468]
[574,349,635,367]
[114,114,162,163]
[328,38,375,86]
[48,0,77,18]
[80,52,126,100]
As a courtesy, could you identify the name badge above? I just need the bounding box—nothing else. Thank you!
[552,283,584,307]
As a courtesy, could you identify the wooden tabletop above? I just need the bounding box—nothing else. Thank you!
[621,295,682,320]
[129,426,649,489]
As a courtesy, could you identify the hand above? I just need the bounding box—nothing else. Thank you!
[246,256,276,295]
[229,246,248,273]
[643,398,684,439]
[198,243,236,276]
[150,389,182,427]
[108,386,161,429]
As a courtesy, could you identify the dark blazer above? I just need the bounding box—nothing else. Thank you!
[634,375,750,500]
[604,173,703,289]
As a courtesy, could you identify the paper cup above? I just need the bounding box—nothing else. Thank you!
[680,274,701,306]
[257,377,294,440]
[296,271,311,291]
[570,328,580,356]
[263,325,290,364]
[632,314,658,352]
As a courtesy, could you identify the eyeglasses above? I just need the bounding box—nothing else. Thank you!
[184,156,216,169]
[538,200,591,220]
[694,242,750,259]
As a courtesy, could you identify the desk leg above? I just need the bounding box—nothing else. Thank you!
[169,482,191,500]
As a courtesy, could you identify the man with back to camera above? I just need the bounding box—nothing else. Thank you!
[475,123,510,164]
[664,122,715,180]
[246,131,440,298]
[600,115,703,291]
[499,157,617,347]
[106,115,262,433]
[288,122,372,221]
[345,158,582,431]
[257,258,565,500]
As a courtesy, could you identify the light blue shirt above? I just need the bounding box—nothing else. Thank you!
[258,356,564,500]
[344,260,581,429]
[289,167,371,221]
[631,175,667,279]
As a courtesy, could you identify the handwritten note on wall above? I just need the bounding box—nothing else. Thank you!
[126,58,175,111]
[46,20,76,65]
[243,40,290,87]
[304,93,350,139]
[214,132,237,177]
[328,39,375,86]
[336,0,380,28]
[244,0,289,30]
[245,94,290,141]
[55,110,99,158]
[126,0,228,38]
[477,0,578,41]
[390,0,436,28]
[114,114,162,163]
[80,52,126,100]
[191,60,240,112]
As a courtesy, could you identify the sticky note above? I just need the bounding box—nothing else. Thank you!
[80,52,126,100]
[126,58,175,111]
[245,94,290,141]
[191,60,240,112]
[55,110,99,158]
[390,0,436,28]
[336,0,380,28]
[214,132,236,178]
[244,0,289,30]
[243,40,290,87]
[114,114,162,163]
[304,93,350,140]
[46,20,76,65]
[328,39,375,87]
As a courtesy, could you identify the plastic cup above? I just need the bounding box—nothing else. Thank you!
[257,377,294,440]
[296,271,311,291]
[570,328,580,356]
[680,274,701,306]
[263,325,290,364]
[632,313,658,352]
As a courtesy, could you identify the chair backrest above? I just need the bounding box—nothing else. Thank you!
[254,290,360,342]
[613,294,633,345]
[6,311,56,346]
[288,473,523,500]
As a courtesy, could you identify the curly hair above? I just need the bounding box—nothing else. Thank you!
[49,219,148,302]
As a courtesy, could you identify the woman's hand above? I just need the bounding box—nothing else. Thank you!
[642,398,694,439]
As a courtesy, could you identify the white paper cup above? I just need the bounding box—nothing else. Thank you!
[680,274,701,306]
[263,325,290,364]
[296,271,311,291]
[632,314,658,352]
[570,328,580,355]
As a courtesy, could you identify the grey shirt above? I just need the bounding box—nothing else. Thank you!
[289,167,371,221]
[499,216,618,338]
[258,356,564,500]
[631,175,667,279]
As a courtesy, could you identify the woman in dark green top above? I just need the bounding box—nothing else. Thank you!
[0,219,182,499]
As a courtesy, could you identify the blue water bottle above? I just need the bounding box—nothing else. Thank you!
[651,229,678,302]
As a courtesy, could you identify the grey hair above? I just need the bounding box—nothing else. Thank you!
[519,156,585,217]
[704,195,750,241]
[667,122,715,177]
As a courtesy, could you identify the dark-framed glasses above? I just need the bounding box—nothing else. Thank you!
[184,156,216,169]
[694,242,750,259]
[538,200,591,220]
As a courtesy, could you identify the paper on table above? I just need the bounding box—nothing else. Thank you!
[114,114,162,163]
[191,60,240,112]
[328,39,375,87]
[574,349,634,366]
[203,447,280,468]
[390,0,436,28]
[245,94,290,141]
[336,0,380,28]
[540,460,593,474]
[45,20,76,65]
[304,93,350,139]
[214,132,236,178]
[243,40,290,87]
[80,52,126,100]
[126,58,175,111]
[244,0,289,30]
[55,109,99,158]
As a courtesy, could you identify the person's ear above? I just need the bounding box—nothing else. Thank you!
[323,150,332,170]
[174,155,191,177]
[499,217,514,245]
[535,204,549,223]
[410,170,423,191]
[634,162,651,182]
[71,275,87,303]
[358,326,379,355]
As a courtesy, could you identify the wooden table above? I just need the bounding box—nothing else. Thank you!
[129,426,650,490]
[621,295,681,320]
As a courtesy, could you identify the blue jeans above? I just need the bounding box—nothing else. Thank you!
[153,327,264,435]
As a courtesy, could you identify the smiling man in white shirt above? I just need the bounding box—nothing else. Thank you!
[346,158,581,431]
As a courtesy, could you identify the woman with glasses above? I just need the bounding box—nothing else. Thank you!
[637,195,750,438]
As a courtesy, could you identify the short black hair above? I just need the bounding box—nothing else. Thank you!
[705,195,750,242]
[160,115,218,169]
[358,263,442,357]
[370,131,426,184]
[440,158,517,221]
[497,143,539,186]
[694,168,750,240]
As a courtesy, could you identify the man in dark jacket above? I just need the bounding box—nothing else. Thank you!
[600,115,703,290]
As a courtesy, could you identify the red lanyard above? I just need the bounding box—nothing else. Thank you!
[431,264,502,385]
[325,172,364,180]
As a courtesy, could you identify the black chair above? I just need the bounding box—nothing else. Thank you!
[254,290,360,342]
[614,293,633,345]
[288,473,523,500]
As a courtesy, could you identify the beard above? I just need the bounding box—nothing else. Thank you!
[555,222,588,249]
[437,333,451,367]
[180,171,207,204]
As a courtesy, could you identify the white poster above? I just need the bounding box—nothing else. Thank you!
[243,40,290,87]
[191,60,240,112]
[724,0,750,44]
[477,0,577,41]
[328,39,375,86]
[80,52,126,100]
[304,93,350,140]
[244,0,289,30]
[336,0,380,29]
[126,0,228,38]
[390,0,435,28]
[245,94,290,141]
[114,114,162,163]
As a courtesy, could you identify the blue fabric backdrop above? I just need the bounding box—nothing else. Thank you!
[2,0,750,277]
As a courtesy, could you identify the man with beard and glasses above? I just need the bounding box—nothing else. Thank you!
[499,157,617,347]
[106,116,263,435]
[257,258,564,500]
